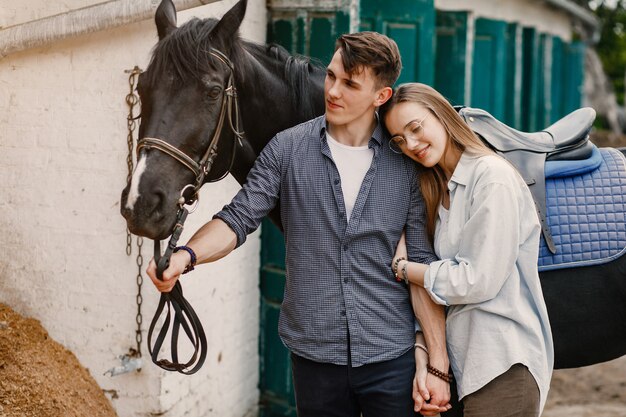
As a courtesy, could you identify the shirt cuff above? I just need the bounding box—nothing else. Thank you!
[423,262,450,306]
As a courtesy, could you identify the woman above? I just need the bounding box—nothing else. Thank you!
[380,83,554,417]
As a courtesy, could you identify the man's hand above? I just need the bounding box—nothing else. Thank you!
[146,250,191,293]
[413,348,452,416]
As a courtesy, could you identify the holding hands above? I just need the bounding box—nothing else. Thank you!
[413,334,452,415]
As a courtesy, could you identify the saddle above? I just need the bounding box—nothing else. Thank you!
[458,107,596,253]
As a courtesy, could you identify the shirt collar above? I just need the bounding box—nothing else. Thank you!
[448,151,480,191]
[317,113,385,146]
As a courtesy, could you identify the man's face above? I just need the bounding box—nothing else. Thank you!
[324,49,385,127]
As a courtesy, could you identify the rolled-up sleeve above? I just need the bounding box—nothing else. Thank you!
[405,167,438,264]
[214,135,283,248]
[424,182,521,306]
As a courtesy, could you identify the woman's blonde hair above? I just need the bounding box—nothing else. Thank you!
[379,83,493,241]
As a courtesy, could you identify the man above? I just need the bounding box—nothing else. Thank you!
[148,32,450,416]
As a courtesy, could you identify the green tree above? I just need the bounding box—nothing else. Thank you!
[594,0,626,105]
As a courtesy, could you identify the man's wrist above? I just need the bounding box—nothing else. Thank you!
[427,353,449,371]
[174,245,196,274]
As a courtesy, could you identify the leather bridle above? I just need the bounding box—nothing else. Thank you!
[137,48,245,198]
[138,48,245,375]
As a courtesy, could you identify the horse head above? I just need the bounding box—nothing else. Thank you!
[120,0,249,239]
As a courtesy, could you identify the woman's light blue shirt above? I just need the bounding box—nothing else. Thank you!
[424,152,554,411]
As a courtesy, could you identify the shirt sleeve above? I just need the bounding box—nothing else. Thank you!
[405,167,438,264]
[424,181,521,306]
[213,134,283,248]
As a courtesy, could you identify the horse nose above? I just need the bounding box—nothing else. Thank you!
[120,183,167,222]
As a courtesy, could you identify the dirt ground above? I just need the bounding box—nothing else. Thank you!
[1,301,626,416]
[543,356,626,416]
[0,303,118,417]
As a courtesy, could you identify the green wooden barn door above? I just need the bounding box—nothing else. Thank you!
[505,23,522,129]
[471,18,507,121]
[435,11,469,106]
[563,41,586,114]
[263,4,350,416]
[360,0,435,85]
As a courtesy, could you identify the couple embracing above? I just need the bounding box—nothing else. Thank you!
[148,31,553,417]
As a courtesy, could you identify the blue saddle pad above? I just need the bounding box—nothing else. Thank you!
[538,148,626,271]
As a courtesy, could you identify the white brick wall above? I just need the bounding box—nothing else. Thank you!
[0,1,266,416]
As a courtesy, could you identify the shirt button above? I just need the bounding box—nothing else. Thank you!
[344,277,349,283]
[340,310,346,316]
[343,244,348,251]
[334,179,340,185]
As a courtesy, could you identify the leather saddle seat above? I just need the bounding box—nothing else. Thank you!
[457,107,596,161]
[456,106,598,255]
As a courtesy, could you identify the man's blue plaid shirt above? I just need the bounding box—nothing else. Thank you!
[215,115,437,366]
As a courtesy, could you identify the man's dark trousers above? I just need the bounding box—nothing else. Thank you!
[290,349,418,417]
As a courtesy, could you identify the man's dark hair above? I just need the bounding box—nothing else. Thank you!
[335,31,402,88]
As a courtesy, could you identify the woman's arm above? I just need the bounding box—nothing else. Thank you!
[397,180,524,306]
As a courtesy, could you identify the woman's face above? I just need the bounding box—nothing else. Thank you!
[384,102,450,168]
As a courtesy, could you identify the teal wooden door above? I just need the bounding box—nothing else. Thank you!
[534,33,550,129]
[360,0,435,85]
[435,11,469,106]
[471,18,507,120]
[563,41,585,114]
[550,36,565,123]
[505,23,522,129]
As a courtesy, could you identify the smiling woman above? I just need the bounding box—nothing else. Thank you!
[382,82,554,417]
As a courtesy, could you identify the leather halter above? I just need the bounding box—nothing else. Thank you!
[140,48,245,375]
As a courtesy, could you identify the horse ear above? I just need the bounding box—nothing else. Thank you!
[155,0,177,41]
[211,0,247,43]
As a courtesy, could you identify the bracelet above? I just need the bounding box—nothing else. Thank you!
[427,364,453,383]
[414,343,429,355]
[393,257,406,281]
[401,261,409,284]
[174,245,197,274]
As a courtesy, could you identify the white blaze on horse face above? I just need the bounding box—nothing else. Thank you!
[126,156,147,211]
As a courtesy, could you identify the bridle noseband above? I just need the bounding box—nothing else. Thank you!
[139,48,245,375]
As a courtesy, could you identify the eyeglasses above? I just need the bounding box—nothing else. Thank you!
[388,113,428,154]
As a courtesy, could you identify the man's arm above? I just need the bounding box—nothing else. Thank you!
[147,134,285,292]
[402,168,451,410]
[410,285,450,409]
[147,218,237,292]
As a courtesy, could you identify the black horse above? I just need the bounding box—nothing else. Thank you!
[120,0,626,383]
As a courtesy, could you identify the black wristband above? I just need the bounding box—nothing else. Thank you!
[174,245,197,274]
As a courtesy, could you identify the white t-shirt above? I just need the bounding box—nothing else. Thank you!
[326,132,374,221]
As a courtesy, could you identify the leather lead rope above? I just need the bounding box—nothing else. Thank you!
[141,47,242,374]
[147,207,208,374]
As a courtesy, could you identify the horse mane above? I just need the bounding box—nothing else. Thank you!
[249,42,325,121]
[145,18,324,121]
[145,17,247,86]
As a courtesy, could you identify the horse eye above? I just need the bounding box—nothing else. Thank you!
[207,86,222,99]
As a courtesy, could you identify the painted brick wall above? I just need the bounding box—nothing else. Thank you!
[0,1,266,416]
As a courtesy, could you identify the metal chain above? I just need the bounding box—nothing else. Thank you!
[124,65,144,357]
[125,66,142,256]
